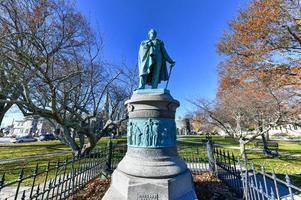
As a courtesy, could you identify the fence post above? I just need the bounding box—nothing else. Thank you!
[0,173,5,191]
[14,168,24,200]
[244,159,249,200]
[106,138,113,173]
[206,135,215,173]
[238,158,247,199]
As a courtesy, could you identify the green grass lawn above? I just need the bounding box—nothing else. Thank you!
[178,135,240,146]
[1,135,300,187]
[0,140,70,160]
[0,154,73,186]
[179,135,301,187]
[0,137,127,184]
[0,137,127,160]
[178,135,301,153]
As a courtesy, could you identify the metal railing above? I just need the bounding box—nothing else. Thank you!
[214,148,244,197]
[0,142,126,200]
[238,160,301,200]
[213,145,301,200]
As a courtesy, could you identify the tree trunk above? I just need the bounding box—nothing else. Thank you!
[81,138,97,155]
[235,113,242,138]
[78,132,85,149]
[80,129,97,155]
[0,103,13,127]
[239,138,247,161]
[0,112,5,128]
[258,120,270,155]
[116,127,120,137]
[265,131,269,141]
[0,112,4,137]
[63,127,80,153]
[261,133,271,155]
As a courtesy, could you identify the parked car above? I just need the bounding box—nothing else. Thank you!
[10,135,37,143]
[39,134,56,141]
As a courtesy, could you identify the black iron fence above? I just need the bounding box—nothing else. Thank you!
[1,139,300,200]
[0,142,126,200]
[214,148,244,197]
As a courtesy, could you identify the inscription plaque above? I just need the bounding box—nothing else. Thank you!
[137,194,159,200]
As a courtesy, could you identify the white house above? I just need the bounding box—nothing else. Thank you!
[176,118,192,135]
[215,124,301,137]
[268,124,301,136]
[10,116,54,137]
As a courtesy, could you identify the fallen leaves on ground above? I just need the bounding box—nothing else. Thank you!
[194,172,239,200]
[68,177,110,200]
[68,172,239,200]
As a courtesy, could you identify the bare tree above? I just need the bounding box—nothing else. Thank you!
[189,79,286,159]
[0,0,135,154]
[0,0,37,126]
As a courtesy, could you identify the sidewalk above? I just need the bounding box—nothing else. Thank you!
[0,151,71,164]
[269,138,301,142]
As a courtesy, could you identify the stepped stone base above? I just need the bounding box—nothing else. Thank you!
[102,90,197,200]
[102,169,197,200]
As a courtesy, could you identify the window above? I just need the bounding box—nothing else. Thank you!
[293,125,297,130]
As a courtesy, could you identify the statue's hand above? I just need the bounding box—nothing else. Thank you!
[170,60,176,65]
[147,41,154,47]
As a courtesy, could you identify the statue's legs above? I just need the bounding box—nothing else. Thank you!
[151,64,161,89]
[138,75,146,89]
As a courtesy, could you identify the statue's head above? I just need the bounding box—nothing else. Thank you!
[148,29,157,40]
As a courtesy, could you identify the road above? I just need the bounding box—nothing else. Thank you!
[0,137,12,144]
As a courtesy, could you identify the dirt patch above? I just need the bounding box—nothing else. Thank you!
[69,173,239,200]
[194,172,240,200]
[68,178,111,200]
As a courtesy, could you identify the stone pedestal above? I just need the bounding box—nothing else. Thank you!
[103,89,197,200]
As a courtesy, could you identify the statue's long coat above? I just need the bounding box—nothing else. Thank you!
[138,39,173,85]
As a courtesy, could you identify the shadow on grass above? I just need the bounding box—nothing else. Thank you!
[45,143,69,151]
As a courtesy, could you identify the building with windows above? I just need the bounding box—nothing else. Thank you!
[215,124,301,137]
[268,124,301,136]
[176,118,193,135]
[9,116,54,137]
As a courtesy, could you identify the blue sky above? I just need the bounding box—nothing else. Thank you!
[2,0,247,127]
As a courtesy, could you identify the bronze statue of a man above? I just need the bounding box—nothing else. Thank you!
[138,29,175,89]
